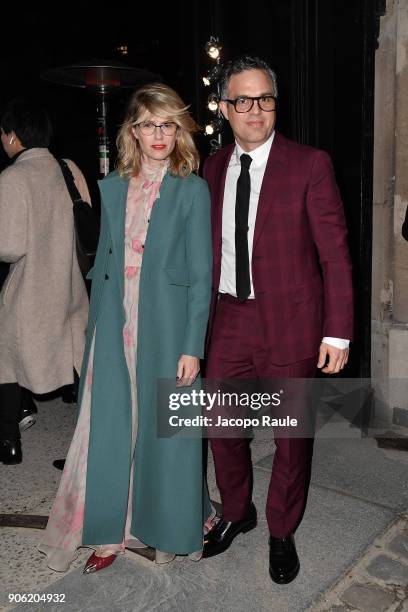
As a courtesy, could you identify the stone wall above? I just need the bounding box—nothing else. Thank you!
[372,0,408,426]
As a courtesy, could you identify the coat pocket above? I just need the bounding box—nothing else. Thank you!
[164,268,190,286]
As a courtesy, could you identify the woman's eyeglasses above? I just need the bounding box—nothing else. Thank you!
[134,121,178,136]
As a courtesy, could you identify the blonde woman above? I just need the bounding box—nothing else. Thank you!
[39,83,213,572]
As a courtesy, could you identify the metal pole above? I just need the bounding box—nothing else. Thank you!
[97,87,110,177]
[216,56,222,149]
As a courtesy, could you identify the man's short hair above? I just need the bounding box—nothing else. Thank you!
[219,55,278,100]
[0,99,53,148]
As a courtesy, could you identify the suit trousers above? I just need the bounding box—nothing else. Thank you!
[0,370,79,442]
[206,294,317,538]
[0,383,24,441]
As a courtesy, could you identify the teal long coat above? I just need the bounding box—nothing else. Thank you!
[78,170,212,554]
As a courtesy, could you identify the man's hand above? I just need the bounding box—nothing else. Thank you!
[317,342,349,374]
[176,355,200,387]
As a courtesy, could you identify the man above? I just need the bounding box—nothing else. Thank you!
[202,56,353,584]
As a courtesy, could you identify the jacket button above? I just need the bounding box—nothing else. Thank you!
[105,274,109,280]
[109,248,112,254]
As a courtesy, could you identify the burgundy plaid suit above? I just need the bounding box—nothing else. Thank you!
[203,132,353,537]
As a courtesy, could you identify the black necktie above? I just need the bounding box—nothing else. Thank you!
[235,153,252,302]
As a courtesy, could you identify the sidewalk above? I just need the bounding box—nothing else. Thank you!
[0,398,407,612]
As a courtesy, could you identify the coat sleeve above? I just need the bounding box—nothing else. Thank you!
[0,168,28,262]
[181,179,212,358]
[306,150,354,340]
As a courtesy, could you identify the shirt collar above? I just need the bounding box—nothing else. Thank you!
[234,131,275,168]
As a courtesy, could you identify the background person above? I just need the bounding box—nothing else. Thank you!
[0,99,90,464]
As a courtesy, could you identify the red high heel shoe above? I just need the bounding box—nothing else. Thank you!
[83,552,117,574]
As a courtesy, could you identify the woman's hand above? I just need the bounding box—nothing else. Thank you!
[176,355,200,387]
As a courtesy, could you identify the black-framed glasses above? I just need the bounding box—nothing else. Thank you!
[222,95,277,113]
[134,121,178,136]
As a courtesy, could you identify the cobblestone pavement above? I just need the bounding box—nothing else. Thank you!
[309,515,408,611]
[2,400,408,612]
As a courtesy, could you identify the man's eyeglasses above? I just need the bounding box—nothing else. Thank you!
[134,121,178,136]
[222,96,276,113]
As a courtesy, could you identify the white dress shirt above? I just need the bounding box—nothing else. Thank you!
[219,132,349,350]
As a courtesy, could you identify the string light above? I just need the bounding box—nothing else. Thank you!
[202,65,222,87]
[202,36,223,154]
[116,45,128,56]
[205,37,222,60]
[204,118,223,135]
[207,93,219,112]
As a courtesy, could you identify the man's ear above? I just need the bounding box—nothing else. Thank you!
[219,101,229,121]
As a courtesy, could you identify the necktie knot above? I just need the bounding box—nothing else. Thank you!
[240,153,252,169]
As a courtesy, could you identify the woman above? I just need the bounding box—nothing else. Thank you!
[39,83,213,572]
[0,99,90,464]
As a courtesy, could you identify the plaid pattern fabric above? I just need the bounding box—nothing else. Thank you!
[203,132,353,365]
[205,296,317,535]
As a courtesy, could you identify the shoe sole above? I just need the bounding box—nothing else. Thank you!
[242,520,257,534]
[0,456,22,465]
[203,519,257,558]
[19,416,36,432]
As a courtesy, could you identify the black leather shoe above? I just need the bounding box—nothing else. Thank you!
[61,384,77,404]
[19,399,37,432]
[0,439,22,464]
[202,503,257,558]
[269,534,300,584]
[52,459,66,470]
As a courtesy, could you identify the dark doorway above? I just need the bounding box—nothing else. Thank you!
[192,0,383,378]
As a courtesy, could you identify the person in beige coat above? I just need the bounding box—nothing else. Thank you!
[0,99,90,464]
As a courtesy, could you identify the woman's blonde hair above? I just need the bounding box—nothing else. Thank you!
[116,83,200,178]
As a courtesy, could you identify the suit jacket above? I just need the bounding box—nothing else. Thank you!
[203,132,353,365]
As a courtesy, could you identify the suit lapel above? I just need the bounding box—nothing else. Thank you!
[253,132,288,250]
[98,173,129,298]
[212,144,234,283]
